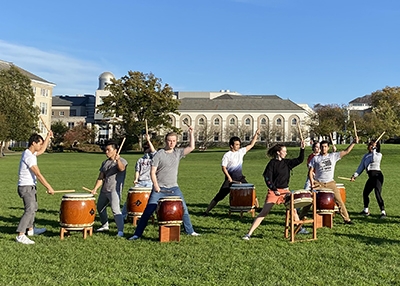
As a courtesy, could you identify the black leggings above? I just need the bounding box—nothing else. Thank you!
[363,170,385,211]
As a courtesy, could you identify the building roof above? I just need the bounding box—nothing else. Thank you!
[0,60,54,85]
[53,95,94,106]
[178,94,305,111]
[349,95,371,104]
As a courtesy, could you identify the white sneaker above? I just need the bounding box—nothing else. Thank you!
[27,227,46,236]
[128,235,139,241]
[117,231,124,237]
[190,232,200,236]
[16,235,35,244]
[96,223,109,232]
[298,228,309,234]
[242,234,251,240]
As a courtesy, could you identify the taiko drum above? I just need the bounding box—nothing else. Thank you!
[127,187,152,216]
[316,188,335,214]
[157,196,183,225]
[284,190,313,209]
[229,183,256,211]
[59,193,96,229]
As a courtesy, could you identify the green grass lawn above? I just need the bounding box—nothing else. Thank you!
[1,144,400,285]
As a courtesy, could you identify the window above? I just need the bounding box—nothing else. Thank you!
[40,88,49,97]
[198,118,205,125]
[214,118,220,125]
[198,131,204,141]
[291,118,297,125]
[276,118,282,126]
[40,103,47,115]
[51,111,54,116]
[32,86,36,93]
[59,111,65,116]
[292,134,297,141]
[245,118,251,126]
[183,118,190,126]
[245,133,250,141]
[182,132,188,141]
[68,122,75,129]
[276,134,281,141]
[70,110,77,116]
[260,132,266,142]
[230,132,235,138]
[229,118,235,125]
[214,132,219,142]
[261,118,266,125]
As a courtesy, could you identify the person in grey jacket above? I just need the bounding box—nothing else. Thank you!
[351,140,386,219]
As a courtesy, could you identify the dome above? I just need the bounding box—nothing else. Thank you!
[98,71,115,90]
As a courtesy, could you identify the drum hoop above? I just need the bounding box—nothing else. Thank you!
[231,183,254,188]
[60,222,94,228]
[158,220,182,225]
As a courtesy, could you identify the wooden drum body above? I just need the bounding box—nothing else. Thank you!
[60,193,96,229]
[157,196,183,225]
[316,189,335,214]
[229,183,256,211]
[336,183,346,203]
[127,187,152,216]
[285,190,313,209]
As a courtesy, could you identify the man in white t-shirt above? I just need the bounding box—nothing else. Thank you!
[16,132,55,244]
[203,129,260,216]
[308,138,358,224]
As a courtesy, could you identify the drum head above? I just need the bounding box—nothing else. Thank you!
[158,196,182,202]
[316,188,333,193]
[292,189,311,194]
[129,187,152,192]
[231,183,254,188]
[62,193,94,198]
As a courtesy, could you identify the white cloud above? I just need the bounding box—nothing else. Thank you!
[0,40,103,95]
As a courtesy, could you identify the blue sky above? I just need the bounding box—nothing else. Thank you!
[1,0,399,107]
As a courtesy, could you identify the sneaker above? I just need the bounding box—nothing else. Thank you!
[359,210,370,216]
[380,214,387,219]
[27,227,46,236]
[96,224,109,232]
[190,232,200,236]
[16,235,35,245]
[242,234,250,240]
[298,228,309,234]
[117,231,124,237]
[344,220,354,225]
[128,235,139,241]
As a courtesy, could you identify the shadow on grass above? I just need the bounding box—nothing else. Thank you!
[335,231,400,245]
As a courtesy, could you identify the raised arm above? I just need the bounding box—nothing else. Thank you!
[339,137,359,158]
[245,128,261,152]
[183,125,195,156]
[37,130,53,156]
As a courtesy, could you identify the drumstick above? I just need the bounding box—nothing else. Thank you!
[53,190,76,193]
[117,138,126,155]
[183,120,190,128]
[376,131,386,142]
[296,122,303,141]
[145,119,148,135]
[337,176,351,181]
[329,133,334,146]
[353,121,358,141]
[82,186,92,193]
[39,115,50,132]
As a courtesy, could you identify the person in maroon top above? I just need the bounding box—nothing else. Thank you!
[243,140,305,240]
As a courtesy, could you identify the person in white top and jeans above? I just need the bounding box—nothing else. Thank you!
[16,132,55,244]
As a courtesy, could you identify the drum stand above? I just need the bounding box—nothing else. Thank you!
[284,192,317,243]
[159,224,180,242]
[228,208,256,218]
[60,226,93,240]
[131,214,155,226]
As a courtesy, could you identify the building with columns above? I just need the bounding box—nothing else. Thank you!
[173,91,311,145]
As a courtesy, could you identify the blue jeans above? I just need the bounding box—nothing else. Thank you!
[133,186,195,237]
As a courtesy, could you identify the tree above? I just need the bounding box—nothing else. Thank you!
[195,122,220,147]
[51,120,70,145]
[0,112,9,156]
[368,86,400,139]
[0,65,39,141]
[308,104,348,142]
[97,71,180,147]
[63,122,96,148]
